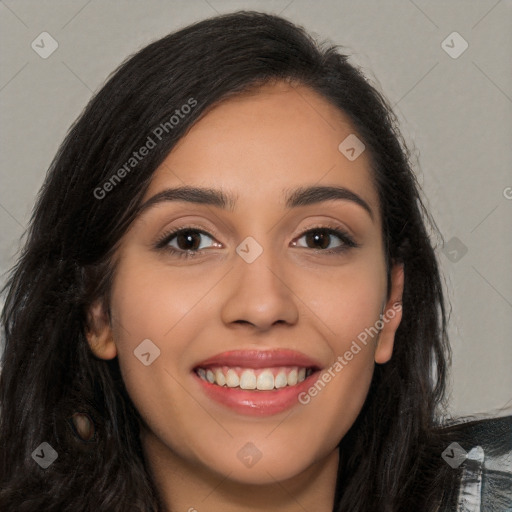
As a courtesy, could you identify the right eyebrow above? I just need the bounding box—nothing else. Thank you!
[137,186,238,215]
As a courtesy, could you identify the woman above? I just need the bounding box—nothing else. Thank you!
[0,10,509,512]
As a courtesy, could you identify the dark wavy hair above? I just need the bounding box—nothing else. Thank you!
[1,11,456,511]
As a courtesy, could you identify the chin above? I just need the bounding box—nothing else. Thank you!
[211,457,314,486]
[194,437,331,486]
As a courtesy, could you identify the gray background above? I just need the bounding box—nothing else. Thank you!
[1,0,511,417]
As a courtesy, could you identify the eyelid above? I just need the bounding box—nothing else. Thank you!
[154,227,221,260]
[292,223,359,250]
[154,221,360,259]
[154,222,223,250]
[293,220,356,241]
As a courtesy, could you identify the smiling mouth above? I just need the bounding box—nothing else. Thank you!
[195,366,315,391]
[192,349,322,416]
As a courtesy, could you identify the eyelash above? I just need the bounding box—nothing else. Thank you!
[154,223,360,259]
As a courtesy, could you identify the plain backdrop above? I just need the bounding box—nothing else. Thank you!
[0,0,511,417]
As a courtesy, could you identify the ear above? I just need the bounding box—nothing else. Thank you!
[374,263,404,364]
[85,298,117,360]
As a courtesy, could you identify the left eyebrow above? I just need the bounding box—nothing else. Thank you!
[283,185,374,221]
[137,184,374,221]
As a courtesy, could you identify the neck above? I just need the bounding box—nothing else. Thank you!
[141,428,339,512]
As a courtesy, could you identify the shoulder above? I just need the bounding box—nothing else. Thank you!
[436,414,512,511]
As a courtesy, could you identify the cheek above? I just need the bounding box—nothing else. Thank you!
[284,254,384,429]
[293,328,376,462]
[109,250,214,362]
[107,256,210,440]
[293,255,387,349]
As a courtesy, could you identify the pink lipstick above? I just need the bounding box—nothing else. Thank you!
[192,349,321,416]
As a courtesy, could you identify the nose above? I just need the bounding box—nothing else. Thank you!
[220,245,299,333]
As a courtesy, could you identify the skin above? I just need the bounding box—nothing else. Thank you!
[87,81,404,512]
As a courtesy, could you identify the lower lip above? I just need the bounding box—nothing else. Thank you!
[193,371,320,417]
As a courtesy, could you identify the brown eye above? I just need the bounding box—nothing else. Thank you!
[304,230,335,250]
[295,227,357,252]
[174,230,206,251]
[156,228,217,256]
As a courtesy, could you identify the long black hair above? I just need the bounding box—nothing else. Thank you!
[0,11,453,511]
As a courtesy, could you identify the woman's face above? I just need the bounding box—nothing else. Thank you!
[87,81,403,485]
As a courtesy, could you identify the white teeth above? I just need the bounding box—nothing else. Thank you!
[226,369,240,388]
[215,369,226,386]
[240,370,257,390]
[197,366,314,389]
[287,368,298,386]
[274,371,288,388]
[256,370,274,390]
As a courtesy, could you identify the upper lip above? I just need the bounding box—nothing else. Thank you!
[194,349,322,370]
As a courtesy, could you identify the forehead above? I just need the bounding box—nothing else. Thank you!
[144,81,379,220]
